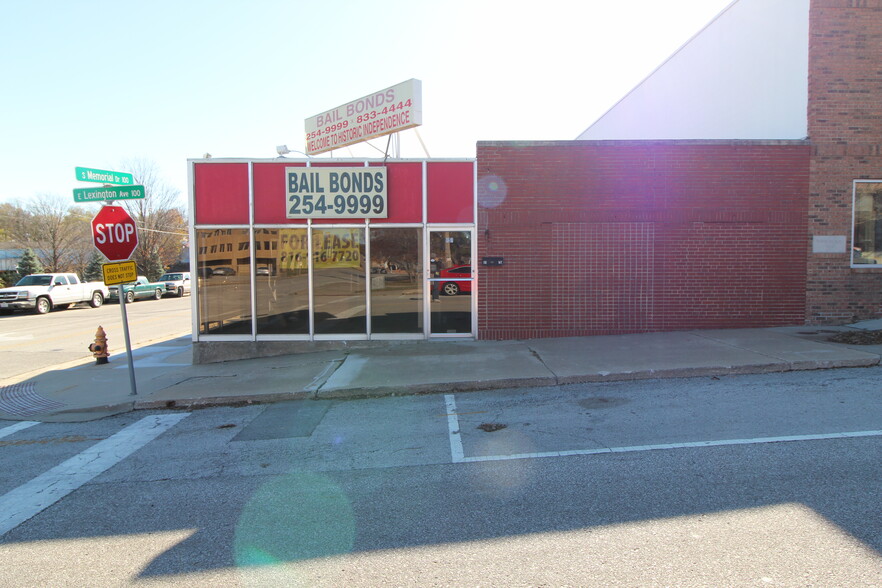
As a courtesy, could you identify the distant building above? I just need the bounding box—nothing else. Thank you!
[579,0,809,142]
[0,245,24,272]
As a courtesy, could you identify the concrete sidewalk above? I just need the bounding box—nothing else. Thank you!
[2,325,881,422]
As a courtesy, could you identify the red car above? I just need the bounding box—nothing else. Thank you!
[438,264,472,295]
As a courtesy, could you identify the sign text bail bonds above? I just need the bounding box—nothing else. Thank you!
[286,167,388,219]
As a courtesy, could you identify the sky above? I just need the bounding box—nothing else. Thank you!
[0,0,734,210]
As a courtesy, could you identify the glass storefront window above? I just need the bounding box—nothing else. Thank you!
[256,228,310,334]
[429,230,472,334]
[313,228,366,334]
[194,225,473,338]
[196,229,252,334]
[370,228,423,333]
[853,181,882,266]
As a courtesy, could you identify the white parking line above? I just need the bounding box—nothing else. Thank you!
[444,395,465,463]
[459,430,882,463]
[443,393,882,464]
[0,421,39,439]
[0,413,190,537]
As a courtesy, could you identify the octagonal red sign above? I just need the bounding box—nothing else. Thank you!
[91,205,139,261]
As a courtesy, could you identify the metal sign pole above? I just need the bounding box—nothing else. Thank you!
[118,286,138,396]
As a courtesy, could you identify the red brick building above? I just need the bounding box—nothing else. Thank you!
[476,141,810,339]
[475,0,882,340]
[807,0,882,323]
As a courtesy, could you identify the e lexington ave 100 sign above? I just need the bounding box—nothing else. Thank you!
[286,167,387,219]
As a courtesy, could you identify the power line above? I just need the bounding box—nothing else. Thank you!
[139,227,188,237]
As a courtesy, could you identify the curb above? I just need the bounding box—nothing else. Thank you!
[134,390,312,411]
[121,356,882,413]
[7,337,881,422]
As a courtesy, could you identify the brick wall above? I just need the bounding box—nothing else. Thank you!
[807,0,882,323]
[476,141,810,340]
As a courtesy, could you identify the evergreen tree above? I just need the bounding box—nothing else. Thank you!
[83,250,105,282]
[141,249,165,282]
[16,248,43,279]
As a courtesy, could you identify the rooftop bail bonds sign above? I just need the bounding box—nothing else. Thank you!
[286,167,388,219]
[304,79,422,155]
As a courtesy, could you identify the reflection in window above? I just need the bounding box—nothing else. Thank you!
[196,229,252,334]
[256,228,309,334]
[853,181,882,266]
[429,230,472,334]
[313,228,366,334]
[370,228,423,333]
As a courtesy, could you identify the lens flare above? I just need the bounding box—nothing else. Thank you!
[469,429,537,498]
[234,472,356,569]
[478,175,508,209]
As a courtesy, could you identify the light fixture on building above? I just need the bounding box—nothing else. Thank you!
[276,145,311,158]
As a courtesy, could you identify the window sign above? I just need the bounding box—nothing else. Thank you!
[286,167,388,219]
[852,181,882,266]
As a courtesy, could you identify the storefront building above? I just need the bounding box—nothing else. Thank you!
[190,159,475,361]
[189,0,882,361]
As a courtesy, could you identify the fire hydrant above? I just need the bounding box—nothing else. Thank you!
[89,326,110,365]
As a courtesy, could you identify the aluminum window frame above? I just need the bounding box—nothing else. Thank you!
[190,157,477,342]
[851,179,882,269]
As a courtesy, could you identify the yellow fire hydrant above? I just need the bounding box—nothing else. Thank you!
[88,326,110,365]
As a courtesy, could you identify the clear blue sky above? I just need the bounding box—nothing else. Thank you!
[0,0,733,209]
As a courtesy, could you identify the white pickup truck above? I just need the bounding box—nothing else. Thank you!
[0,273,109,314]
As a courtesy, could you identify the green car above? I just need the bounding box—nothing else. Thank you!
[107,276,165,303]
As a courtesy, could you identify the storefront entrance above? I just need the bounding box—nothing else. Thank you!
[428,229,473,336]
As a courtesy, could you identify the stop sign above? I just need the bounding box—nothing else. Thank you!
[92,205,139,261]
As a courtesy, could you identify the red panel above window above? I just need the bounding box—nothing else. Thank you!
[194,163,249,224]
[427,162,474,223]
[254,162,307,225]
[371,161,422,223]
[195,160,471,225]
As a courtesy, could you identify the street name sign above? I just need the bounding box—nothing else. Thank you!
[102,261,138,286]
[74,185,145,203]
[75,185,145,203]
[91,205,139,262]
[75,167,134,185]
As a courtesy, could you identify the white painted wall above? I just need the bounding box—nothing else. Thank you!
[577,0,809,140]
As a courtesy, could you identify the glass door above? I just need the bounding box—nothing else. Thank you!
[428,230,474,336]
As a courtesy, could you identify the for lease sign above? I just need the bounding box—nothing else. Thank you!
[304,79,422,155]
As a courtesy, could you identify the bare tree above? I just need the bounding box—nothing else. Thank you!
[0,202,19,241]
[0,195,92,272]
[0,201,31,246]
[118,158,188,273]
[0,161,187,275]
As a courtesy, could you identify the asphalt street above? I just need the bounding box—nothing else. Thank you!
[1,366,880,586]
[0,295,191,383]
